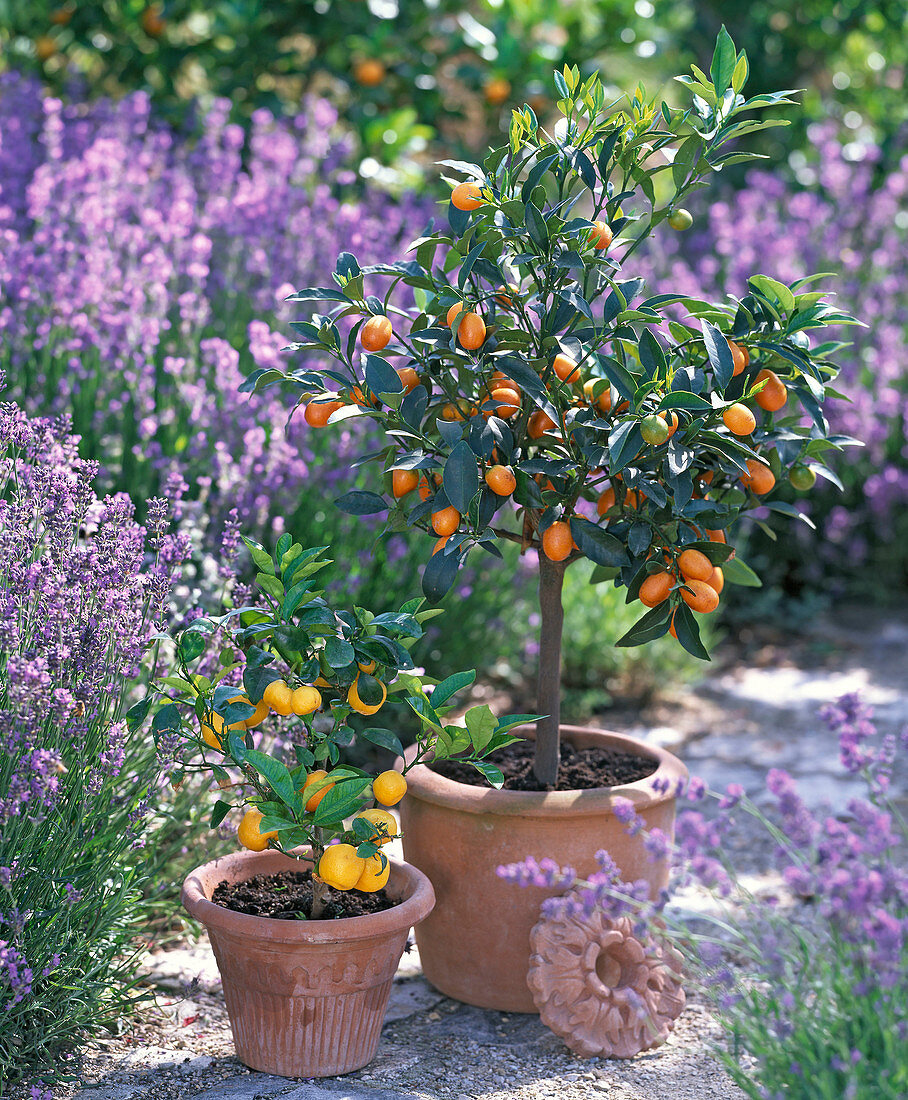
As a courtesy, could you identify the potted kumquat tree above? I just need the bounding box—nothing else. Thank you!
[136,535,529,1076]
[246,29,862,1010]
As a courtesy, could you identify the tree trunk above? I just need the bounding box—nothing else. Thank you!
[310,873,330,920]
[533,553,565,786]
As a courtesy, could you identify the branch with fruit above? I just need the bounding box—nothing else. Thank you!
[244,30,864,785]
[132,537,534,918]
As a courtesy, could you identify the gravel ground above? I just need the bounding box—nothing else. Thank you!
[40,603,908,1100]
[59,940,745,1100]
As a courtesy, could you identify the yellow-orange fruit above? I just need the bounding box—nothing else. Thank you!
[552,354,580,384]
[681,578,720,614]
[755,369,788,412]
[360,315,392,352]
[392,469,419,498]
[432,506,460,537]
[597,487,616,516]
[485,465,517,496]
[589,220,613,250]
[354,59,386,87]
[303,770,335,813]
[489,386,520,417]
[484,77,512,106]
[451,181,485,211]
[528,410,557,438]
[723,403,756,436]
[583,379,612,414]
[397,366,420,392]
[741,458,776,495]
[729,340,748,377]
[678,548,714,582]
[639,571,674,608]
[304,400,343,427]
[541,521,573,562]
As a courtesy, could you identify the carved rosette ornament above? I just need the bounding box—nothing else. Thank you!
[528,899,685,1059]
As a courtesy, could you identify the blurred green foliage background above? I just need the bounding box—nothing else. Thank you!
[3,0,906,186]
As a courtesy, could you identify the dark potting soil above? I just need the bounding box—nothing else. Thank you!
[430,739,657,792]
[211,869,399,920]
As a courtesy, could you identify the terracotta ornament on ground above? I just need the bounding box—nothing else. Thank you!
[528,901,685,1058]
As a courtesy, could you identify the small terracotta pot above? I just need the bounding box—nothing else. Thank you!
[181,848,435,1078]
[398,725,687,1013]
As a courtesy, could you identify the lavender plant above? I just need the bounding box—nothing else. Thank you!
[499,693,907,1098]
[0,392,183,1095]
[0,74,534,682]
[0,74,428,552]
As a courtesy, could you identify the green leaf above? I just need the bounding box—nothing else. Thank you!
[443,440,480,514]
[281,579,316,619]
[285,287,348,303]
[312,777,373,825]
[422,543,461,603]
[671,604,711,660]
[126,696,152,731]
[524,202,549,250]
[607,421,643,472]
[243,750,302,813]
[659,391,712,412]
[256,573,285,601]
[701,320,735,389]
[322,636,353,669]
[672,134,703,191]
[748,275,795,315]
[365,355,404,398]
[731,51,749,94]
[241,536,275,574]
[721,556,762,587]
[766,501,816,529]
[470,760,505,788]
[615,603,673,647]
[335,490,388,515]
[570,518,628,568]
[211,800,233,829]
[178,631,206,665]
[638,329,667,379]
[152,702,181,733]
[464,704,497,754]
[710,26,737,97]
[360,727,405,758]
[430,670,476,708]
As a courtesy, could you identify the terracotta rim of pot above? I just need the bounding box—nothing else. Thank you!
[181,847,435,944]
[399,725,687,818]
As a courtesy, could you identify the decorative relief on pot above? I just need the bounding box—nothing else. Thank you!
[528,900,685,1058]
[287,956,388,994]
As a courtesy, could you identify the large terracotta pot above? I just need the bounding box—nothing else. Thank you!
[181,848,435,1078]
[398,725,687,1013]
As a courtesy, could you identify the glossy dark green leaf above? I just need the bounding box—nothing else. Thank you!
[444,440,480,514]
[360,727,405,757]
[701,320,736,389]
[334,490,387,516]
[615,603,673,647]
[671,603,711,660]
[570,518,628,568]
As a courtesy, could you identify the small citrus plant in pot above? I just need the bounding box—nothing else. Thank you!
[250,30,862,1010]
[134,534,529,1076]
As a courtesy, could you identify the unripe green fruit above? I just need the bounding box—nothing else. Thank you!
[668,208,693,231]
[789,465,817,491]
[640,413,671,446]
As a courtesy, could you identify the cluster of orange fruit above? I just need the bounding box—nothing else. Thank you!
[638,543,726,627]
[200,666,388,751]
[236,769,408,893]
[302,185,801,562]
